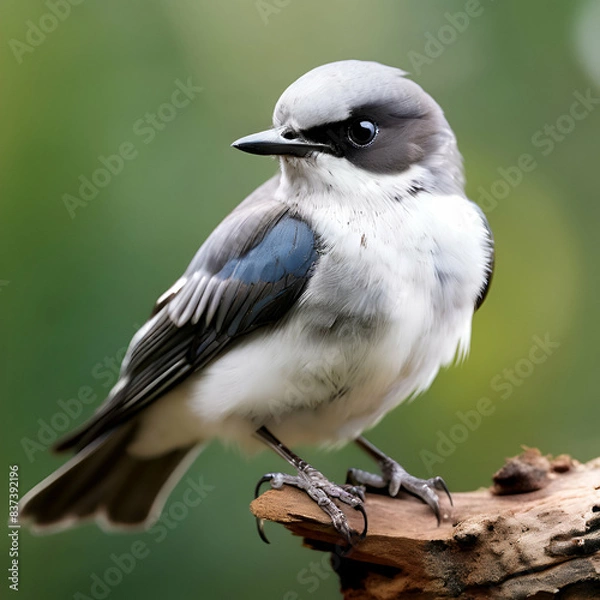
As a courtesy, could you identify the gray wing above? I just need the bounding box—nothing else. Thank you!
[55,176,320,452]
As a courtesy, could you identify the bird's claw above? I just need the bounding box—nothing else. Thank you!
[347,459,452,525]
[254,468,367,545]
[254,475,274,543]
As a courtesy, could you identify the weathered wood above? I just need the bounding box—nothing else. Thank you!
[250,450,600,599]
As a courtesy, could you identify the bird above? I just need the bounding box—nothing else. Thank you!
[20,60,494,544]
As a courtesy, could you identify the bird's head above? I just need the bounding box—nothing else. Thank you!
[232,60,465,197]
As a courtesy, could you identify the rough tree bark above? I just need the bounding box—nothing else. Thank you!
[250,449,600,599]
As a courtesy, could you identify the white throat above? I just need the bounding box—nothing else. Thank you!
[276,153,439,218]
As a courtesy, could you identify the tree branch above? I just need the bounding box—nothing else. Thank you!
[250,449,600,599]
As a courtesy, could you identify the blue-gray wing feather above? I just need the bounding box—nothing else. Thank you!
[55,176,320,451]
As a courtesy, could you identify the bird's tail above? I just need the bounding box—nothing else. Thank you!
[19,423,199,533]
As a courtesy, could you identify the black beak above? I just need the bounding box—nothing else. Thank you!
[231,127,331,157]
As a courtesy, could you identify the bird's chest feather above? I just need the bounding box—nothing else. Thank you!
[304,193,482,328]
[290,192,488,415]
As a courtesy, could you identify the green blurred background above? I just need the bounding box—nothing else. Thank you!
[1,0,599,598]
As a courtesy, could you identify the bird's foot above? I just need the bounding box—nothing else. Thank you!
[347,458,452,524]
[255,463,367,545]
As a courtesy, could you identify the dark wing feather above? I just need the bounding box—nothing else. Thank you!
[55,177,320,452]
[475,207,494,310]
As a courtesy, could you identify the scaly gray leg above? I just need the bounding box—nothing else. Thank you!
[347,436,452,524]
[254,426,367,544]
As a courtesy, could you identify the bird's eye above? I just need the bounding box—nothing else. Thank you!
[347,119,378,147]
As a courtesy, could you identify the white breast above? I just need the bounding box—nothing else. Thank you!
[264,176,491,446]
